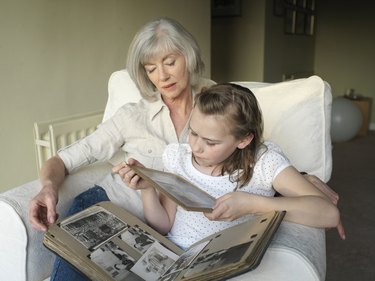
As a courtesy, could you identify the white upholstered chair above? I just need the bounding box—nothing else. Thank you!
[0,70,332,281]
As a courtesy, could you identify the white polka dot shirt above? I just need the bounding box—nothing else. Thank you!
[163,142,290,249]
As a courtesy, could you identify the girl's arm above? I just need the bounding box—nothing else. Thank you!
[140,188,177,235]
[267,166,340,227]
[113,158,177,235]
[205,166,340,228]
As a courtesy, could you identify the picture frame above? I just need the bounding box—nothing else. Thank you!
[305,14,315,35]
[306,0,315,11]
[296,0,306,8]
[295,11,306,34]
[273,0,285,17]
[284,8,296,34]
[284,0,296,6]
[211,0,241,17]
[281,0,315,36]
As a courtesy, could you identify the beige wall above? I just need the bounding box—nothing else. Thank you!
[212,0,375,123]
[3,0,374,192]
[212,0,266,82]
[0,0,211,192]
[263,0,315,82]
[211,0,315,83]
[314,0,375,127]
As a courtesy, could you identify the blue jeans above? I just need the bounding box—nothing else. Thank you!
[50,185,110,281]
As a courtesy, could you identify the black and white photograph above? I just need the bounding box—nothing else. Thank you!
[129,165,216,212]
[131,242,179,281]
[159,240,210,281]
[120,225,156,254]
[90,240,137,281]
[211,0,241,17]
[184,241,252,278]
[61,209,128,249]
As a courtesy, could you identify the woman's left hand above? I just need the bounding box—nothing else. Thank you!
[204,192,255,221]
[303,174,346,240]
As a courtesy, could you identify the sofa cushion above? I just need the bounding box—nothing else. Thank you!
[103,71,332,181]
[236,76,332,182]
[103,70,142,122]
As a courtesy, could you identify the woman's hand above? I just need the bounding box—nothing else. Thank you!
[112,158,152,191]
[29,155,66,232]
[303,174,346,240]
[204,192,257,221]
[29,185,59,232]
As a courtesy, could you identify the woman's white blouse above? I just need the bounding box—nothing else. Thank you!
[58,95,189,173]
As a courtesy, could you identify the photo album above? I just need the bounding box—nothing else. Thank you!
[44,201,285,281]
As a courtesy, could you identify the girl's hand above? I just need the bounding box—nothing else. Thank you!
[112,158,152,190]
[204,192,256,221]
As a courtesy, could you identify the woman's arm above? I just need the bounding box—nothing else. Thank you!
[205,166,340,228]
[303,174,346,239]
[29,155,67,231]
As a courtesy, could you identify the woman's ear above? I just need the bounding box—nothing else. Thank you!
[237,134,254,149]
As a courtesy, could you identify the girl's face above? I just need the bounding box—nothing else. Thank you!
[144,51,190,101]
[188,108,252,174]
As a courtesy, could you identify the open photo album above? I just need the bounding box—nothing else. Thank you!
[43,201,285,281]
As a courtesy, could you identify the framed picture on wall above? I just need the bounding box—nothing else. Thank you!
[284,9,296,34]
[305,14,315,35]
[273,0,284,17]
[281,0,315,35]
[295,11,306,34]
[306,0,315,11]
[211,0,241,17]
[296,0,306,8]
[284,0,296,5]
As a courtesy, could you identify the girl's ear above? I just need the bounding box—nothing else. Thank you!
[237,134,254,149]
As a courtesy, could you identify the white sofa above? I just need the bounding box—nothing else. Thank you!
[0,71,333,281]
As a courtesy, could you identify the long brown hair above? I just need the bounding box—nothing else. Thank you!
[194,83,265,189]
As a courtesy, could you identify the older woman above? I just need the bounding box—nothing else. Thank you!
[29,17,214,281]
[29,17,211,233]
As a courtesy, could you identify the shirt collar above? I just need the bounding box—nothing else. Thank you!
[148,93,166,120]
[148,89,198,120]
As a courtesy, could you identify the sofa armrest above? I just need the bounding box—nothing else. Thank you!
[0,162,112,281]
[229,222,325,281]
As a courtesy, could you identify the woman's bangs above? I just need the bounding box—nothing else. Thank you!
[141,36,180,64]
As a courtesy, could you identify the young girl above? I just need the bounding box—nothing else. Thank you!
[124,83,340,250]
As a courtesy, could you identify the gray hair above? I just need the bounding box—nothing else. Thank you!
[126,17,205,100]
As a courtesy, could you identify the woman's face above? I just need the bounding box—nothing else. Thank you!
[188,108,251,173]
[143,51,190,100]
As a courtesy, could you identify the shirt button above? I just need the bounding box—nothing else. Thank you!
[148,149,152,153]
